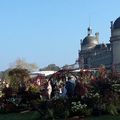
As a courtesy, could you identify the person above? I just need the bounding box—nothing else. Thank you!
[47,80,52,99]
[58,83,67,98]
[61,83,67,97]
[65,76,75,98]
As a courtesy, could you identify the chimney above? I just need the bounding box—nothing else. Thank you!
[95,32,99,42]
[110,21,114,36]
[111,21,114,30]
[80,39,83,50]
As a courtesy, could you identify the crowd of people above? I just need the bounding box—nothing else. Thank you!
[42,67,119,100]
[44,74,90,100]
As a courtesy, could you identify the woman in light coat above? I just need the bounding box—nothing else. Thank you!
[47,80,52,99]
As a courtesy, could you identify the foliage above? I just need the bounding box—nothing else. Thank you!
[112,84,120,92]
[0,69,12,93]
[6,97,22,107]
[8,68,29,90]
[46,108,55,120]
[28,84,40,93]
[83,92,100,100]
[0,69,11,84]
[52,98,67,118]
[0,67,120,119]
[71,101,88,116]
[2,86,13,99]
[40,64,60,71]
[106,103,118,115]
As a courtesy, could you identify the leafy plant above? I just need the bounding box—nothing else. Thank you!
[106,104,118,115]
[71,101,88,116]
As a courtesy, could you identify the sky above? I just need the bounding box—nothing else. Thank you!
[0,0,120,71]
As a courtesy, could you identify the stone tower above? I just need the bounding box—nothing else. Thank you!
[110,17,120,72]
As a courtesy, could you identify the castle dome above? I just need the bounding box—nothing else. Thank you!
[114,17,120,29]
[81,26,99,50]
[82,35,98,46]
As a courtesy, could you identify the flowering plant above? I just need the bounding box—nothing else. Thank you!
[112,84,120,93]
[82,91,100,104]
[84,92,100,99]
[71,101,87,115]
[6,97,22,107]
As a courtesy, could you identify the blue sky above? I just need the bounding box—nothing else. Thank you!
[0,0,120,71]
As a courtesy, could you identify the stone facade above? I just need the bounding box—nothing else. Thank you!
[110,17,120,72]
[78,26,112,69]
[78,17,120,71]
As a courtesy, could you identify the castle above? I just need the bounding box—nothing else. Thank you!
[78,17,120,72]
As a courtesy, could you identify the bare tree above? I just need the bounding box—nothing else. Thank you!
[10,58,38,72]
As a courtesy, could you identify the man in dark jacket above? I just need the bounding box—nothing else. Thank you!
[65,76,75,98]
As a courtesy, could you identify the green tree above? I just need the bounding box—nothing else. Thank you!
[8,68,30,90]
[0,69,11,84]
[62,64,69,69]
[40,64,60,71]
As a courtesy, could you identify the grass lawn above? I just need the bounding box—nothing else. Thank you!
[0,111,40,120]
[0,112,119,120]
[86,115,120,120]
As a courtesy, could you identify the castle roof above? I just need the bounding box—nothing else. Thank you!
[82,35,97,46]
[81,27,98,49]
[114,17,120,29]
